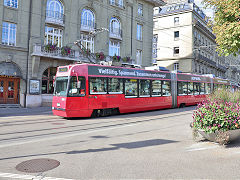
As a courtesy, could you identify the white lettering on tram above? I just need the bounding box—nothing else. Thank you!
[98,68,118,76]
[191,77,201,81]
[97,68,167,79]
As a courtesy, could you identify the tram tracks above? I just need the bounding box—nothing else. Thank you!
[0,109,194,148]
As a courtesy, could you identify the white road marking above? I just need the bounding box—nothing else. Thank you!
[186,142,219,152]
[0,172,74,180]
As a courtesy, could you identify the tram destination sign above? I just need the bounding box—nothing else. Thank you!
[88,66,171,79]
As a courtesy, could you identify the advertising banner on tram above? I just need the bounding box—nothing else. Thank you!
[88,65,171,80]
[177,74,212,83]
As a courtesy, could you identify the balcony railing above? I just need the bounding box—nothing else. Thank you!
[217,64,227,72]
[46,10,65,26]
[109,28,122,40]
[198,54,216,66]
[80,19,96,32]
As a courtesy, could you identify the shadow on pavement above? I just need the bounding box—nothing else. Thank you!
[0,139,178,161]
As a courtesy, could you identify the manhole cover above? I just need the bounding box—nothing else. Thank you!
[16,158,60,173]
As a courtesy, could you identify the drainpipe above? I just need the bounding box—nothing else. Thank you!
[24,0,32,108]
[130,5,133,56]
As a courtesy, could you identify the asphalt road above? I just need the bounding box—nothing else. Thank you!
[0,106,240,180]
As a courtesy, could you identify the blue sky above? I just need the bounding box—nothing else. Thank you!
[194,0,214,18]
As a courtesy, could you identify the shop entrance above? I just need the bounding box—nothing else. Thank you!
[0,77,20,104]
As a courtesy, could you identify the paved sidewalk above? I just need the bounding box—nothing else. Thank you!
[0,106,53,117]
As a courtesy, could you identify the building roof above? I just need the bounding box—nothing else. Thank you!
[155,2,210,24]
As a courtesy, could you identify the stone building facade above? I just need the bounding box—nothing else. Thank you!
[153,0,240,84]
[0,0,164,107]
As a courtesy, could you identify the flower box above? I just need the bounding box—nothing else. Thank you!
[192,89,240,145]
[197,129,240,144]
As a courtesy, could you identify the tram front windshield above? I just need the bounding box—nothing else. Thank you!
[54,76,69,97]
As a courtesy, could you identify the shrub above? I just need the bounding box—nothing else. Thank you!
[193,89,240,134]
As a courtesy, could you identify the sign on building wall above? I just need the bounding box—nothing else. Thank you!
[29,79,40,95]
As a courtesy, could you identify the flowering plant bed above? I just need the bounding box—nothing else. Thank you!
[95,52,105,61]
[61,46,72,56]
[112,55,121,62]
[44,43,57,51]
[192,89,240,145]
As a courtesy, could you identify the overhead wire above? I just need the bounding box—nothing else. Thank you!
[0,1,201,44]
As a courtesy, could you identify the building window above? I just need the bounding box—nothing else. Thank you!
[137,24,142,41]
[110,17,121,37]
[81,9,95,30]
[109,41,120,56]
[109,0,115,5]
[2,22,16,46]
[174,17,179,25]
[118,0,123,8]
[42,67,57,94]
[174,31,179,40]
[138,3,143,16]
[4,0,18,8]
[44,26,63,47]
[80,34,94,53]
[46,0,64,24]
[173,47,179,55]
[152,34,158,59]
[153,34,158,43]
[136,49,142,65]
[174,63,179,71]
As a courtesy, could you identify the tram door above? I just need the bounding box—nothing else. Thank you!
[0,77,20,104]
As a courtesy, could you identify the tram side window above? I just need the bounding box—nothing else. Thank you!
[152,80,162,96]
[89,77,107,94]
[68,76,86,97]
[205,83,211,94]
[200,83,205,95]
[178,81,188,96]
[125,79,138,97]
[162,80,171,96]
[139,80,150,97]
[188,82,194,95]
[108,78,123,94]
[194,83,200,95]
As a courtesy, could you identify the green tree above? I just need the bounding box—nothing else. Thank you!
[204,0,240,56]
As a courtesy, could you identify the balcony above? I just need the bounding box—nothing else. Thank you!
[31,44,96,62]
[217,64,227,72]
[197,54,216,67]
[46,10,65,26]
[80,19,96,32]
[109,28,122,40]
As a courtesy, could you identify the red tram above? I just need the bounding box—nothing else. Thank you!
[52,64,230,118]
